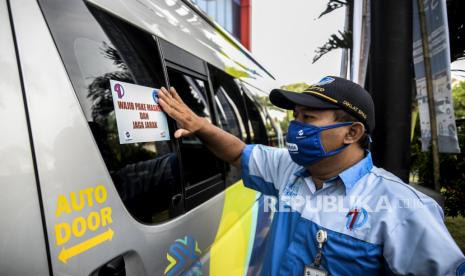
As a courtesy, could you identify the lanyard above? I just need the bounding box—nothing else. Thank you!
[313,229,327,266]
[304,229,328,276]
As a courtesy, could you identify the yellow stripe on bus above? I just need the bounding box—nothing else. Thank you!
[210,181,259,276]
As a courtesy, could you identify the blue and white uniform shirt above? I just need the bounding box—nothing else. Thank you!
[241,144,465,275]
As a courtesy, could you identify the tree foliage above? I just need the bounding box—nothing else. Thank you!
[313,0,352,64]
[312,30,352,64]
[318,0,348,19]
[280,83,310,92]
[453,81,465,119]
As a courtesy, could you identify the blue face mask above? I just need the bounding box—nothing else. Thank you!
[286,120,353,167]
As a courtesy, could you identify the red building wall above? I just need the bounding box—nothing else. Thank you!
[240,0,251,49]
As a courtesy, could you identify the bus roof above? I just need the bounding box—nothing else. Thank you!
[88,0,278,93]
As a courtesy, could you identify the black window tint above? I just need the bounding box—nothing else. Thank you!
[209,65,249,185]
[241,83,286,147]
[166,69,212,148]
[39,0,183,223]
[209,65,249,142]
[265,114,279,147]
[215,87,243,139]
[166,68,224,210]
[240,84,268,145]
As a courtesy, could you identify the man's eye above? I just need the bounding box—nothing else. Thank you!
[303,114,313,119]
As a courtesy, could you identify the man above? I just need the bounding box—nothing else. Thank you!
[158,76,465,275]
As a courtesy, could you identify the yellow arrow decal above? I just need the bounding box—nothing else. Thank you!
[164,253,177,274]
[58,228,114,264]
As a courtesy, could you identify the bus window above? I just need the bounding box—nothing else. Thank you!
[240,83,287,147]
[215,87,243,139]
[209,65,249,185]
[265,115,279,147]
[240,83,268,145]
[166,67,225,210]
[38,0,183,223]
[209,65,249,142]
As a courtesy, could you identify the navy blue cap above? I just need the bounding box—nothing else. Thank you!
[270,76,375,133]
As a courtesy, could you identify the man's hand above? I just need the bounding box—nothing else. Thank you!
[158,86,246,167]
[158,86,207,138]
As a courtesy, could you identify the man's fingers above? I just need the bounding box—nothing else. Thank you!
[170,86,184,103]
[158,97,172,114]
[160,87,175,102]
[160,88,182,112]
[159,98,183,119]
[160,87,173,101]
[160,86,169,94]
[160,87,184,113]
[160,86,201,135]
[174,128,192,138]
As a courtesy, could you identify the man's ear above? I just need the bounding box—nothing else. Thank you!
[344,122,365,144]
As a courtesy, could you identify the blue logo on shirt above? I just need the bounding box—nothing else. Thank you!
[346,208,368,230]
[283,183,299,197]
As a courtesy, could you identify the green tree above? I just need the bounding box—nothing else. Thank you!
[277,83,312,132]
[280,83,310,92]
[453,81,465,119]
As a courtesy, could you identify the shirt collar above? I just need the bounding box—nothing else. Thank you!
[338,152,373,192]
[293,151,373,193]
[294,167,310,178]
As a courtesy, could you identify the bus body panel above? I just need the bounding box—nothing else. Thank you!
[0,0,50,275]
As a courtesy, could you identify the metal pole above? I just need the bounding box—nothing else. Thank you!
[358,0,370,85]
[368,0,412,182]
[340,4,350,78]
[417,0,441,191]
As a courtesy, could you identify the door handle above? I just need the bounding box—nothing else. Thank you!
[98,255,125,276]
[170,193,184,217]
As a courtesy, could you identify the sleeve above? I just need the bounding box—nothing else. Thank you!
[383,202,465,275]
[241,144,289,196]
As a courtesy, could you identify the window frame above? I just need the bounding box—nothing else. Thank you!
[160,39,229,210]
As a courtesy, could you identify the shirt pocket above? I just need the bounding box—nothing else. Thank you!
[323,229,383,275]
[279,218,384,276]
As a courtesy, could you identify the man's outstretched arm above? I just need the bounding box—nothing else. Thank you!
[158,86,246,168]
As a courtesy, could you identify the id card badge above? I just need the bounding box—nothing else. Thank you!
[304,265,328,276]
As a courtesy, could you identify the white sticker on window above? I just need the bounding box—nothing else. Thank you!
[110,80,170,144]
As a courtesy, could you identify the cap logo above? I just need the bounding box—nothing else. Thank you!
[315,76,335,86]
[298,130,304,136]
